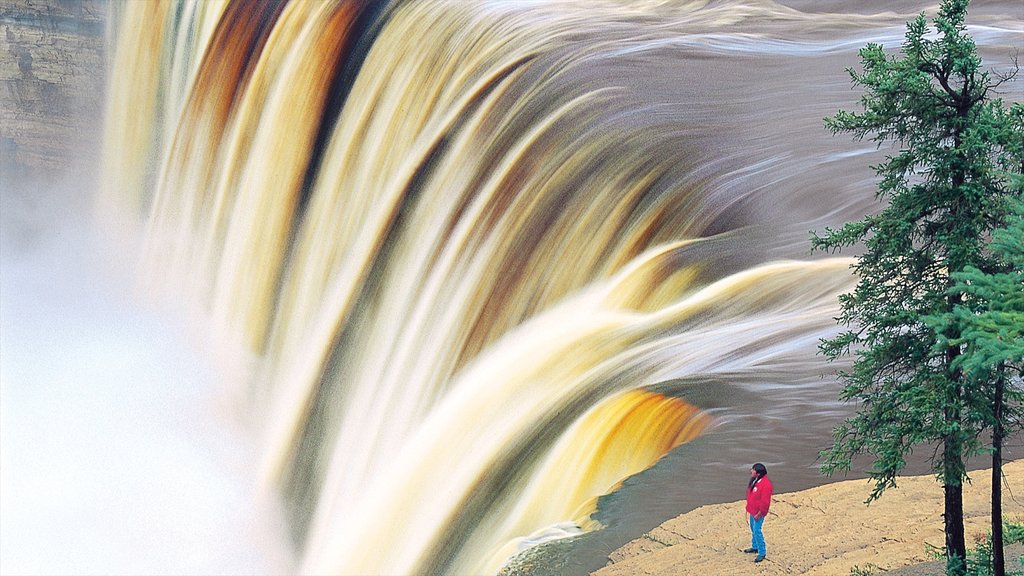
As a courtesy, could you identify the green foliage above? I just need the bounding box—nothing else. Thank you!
[926,200,1024,378]
[964,535,993,576]
[1006,522,1024,545]
[949,523,1024,576]
[813,0,1023,506]
[924,197,1024,459]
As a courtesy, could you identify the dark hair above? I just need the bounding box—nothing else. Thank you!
[748,463,768,489]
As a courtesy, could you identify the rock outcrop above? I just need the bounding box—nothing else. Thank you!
[1,0,106,180]
[594,459,1024,576]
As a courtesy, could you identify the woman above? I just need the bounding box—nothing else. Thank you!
[744,462,773,563]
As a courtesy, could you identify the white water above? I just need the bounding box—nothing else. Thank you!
[0,183,291,574]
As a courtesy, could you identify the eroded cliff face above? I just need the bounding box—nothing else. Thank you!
[1,0,106,180]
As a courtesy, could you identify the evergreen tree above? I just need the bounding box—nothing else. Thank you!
[812,1,1023,573]
[928,197,1023,378]
[926,198,1024,576]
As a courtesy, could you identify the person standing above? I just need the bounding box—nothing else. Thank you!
[744,462,773,563]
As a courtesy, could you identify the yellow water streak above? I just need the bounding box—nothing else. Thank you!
[141,0,284,307]
[483,389,711,573]
[209,1,368,353]
[99,0,174,225]
[100,0,228,228]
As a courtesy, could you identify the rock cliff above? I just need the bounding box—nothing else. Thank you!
[1,0,106,180]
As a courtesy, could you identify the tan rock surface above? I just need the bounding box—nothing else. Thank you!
[594,459,1024,576]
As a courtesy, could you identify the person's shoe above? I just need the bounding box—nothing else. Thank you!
[754,555,766,563]
[743,547,757,553]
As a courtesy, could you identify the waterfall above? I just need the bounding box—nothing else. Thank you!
[99,1,857,573]
[97,0,1024,574]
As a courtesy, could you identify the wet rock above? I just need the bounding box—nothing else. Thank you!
[498,535,590,576]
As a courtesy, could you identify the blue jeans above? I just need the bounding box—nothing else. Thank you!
[749,514,766,556]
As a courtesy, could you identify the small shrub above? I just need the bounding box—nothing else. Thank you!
[946,522,1024,576]
[1005,522,1024,545]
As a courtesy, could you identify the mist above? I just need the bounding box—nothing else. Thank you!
[0,176,292,574]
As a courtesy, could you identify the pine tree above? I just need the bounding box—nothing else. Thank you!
[929,198,1024,378]
[926,198,1024,576]
[812,1,1023,573]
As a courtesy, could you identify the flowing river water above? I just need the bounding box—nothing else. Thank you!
[50,0,1024,574]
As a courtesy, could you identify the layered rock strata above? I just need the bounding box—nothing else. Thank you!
[1,0,106,179]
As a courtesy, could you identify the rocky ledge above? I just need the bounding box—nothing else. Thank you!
[593,459,1024,576]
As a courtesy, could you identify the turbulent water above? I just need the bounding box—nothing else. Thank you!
[94,1,1023,575]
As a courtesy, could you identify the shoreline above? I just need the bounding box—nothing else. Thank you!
[592,459,1024,575]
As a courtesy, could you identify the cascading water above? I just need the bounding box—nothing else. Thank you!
[95,1,1023,574]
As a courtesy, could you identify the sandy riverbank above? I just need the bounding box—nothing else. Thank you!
[594,459,1024,575]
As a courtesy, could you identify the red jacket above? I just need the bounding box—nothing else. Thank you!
[746,475,773,517]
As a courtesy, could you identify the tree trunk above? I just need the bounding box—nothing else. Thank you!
[992,372,1005,576]
[944,482,967,573]
[943,286,966,572]
[944,439,967,574]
